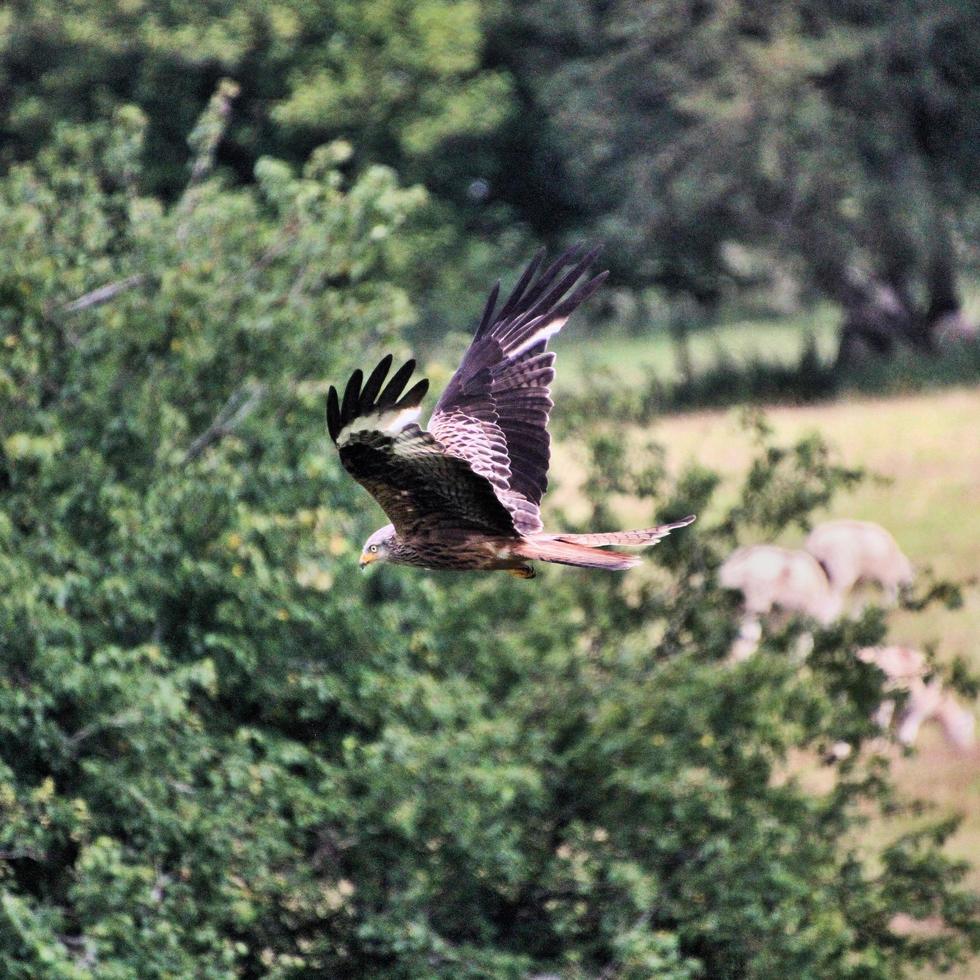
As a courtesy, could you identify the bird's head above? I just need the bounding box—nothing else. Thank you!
[360,523,396,569]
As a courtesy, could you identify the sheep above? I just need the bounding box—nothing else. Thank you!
[857,643,925,679]
[728,616,763,664]
[897,682,976,750]
[719,545,843,624]
[719,545,842,662]
[933,310,979,348]
[804,520,913,605]
[857,646,976,751]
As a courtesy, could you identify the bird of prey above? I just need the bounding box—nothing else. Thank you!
[326,246,695,578]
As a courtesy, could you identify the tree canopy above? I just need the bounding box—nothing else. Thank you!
[492,0,980,351]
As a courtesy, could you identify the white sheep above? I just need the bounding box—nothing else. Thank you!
[719,545,842,662]
[857,643,925,679]
[897,682,976,750]
[719,545,843,624]
[857,646,976,750]
[805,520,913,604]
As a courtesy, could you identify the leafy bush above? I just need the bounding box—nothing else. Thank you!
[1,0,512,195]
[0,102,977,978]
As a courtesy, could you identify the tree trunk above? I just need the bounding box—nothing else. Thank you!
[923,221,976,346]
[835,276,913,369]
[668,298,703,384]
[834,212,972,365]
[787,210,973,368]
[925,220,960,325]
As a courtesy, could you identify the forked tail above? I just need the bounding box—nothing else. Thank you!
[516,515,696,571]
[557,516,696,548]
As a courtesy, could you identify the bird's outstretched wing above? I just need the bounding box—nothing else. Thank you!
[429,245,607,533]
[327,355,518,537]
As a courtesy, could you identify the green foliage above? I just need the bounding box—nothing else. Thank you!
[0,0,521,343]
[0,0,511,189]
[271,0,512,158]
[0,100,978,977]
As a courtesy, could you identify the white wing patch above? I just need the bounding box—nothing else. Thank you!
[505,315,568,359]
[336,405,421,447]
[391,429,440,459]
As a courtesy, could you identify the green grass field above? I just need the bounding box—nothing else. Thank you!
[552,317,980,974]
[557,286,980,396]
[556,304,841,393]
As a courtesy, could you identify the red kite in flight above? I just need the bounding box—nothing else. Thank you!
[327,246,694,577]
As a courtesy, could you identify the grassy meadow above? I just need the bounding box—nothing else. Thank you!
[557,303,841,391]
[649,389,980,934]
[558,285,980,392]
[554,317,980,962]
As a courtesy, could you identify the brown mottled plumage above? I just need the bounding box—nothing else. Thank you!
[326,246,695,577]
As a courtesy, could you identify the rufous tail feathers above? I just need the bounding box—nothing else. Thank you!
[514,538,641,570]
[516,516,696,571]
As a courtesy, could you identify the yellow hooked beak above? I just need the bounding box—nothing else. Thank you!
[359,551,377,570]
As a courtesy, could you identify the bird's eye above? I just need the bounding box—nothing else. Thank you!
[369,545,378,553]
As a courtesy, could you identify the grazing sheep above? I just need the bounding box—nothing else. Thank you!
[720,546,842,662]
[897,682,976,750]
[857,646,976,750]
[937,694,977,749]
[719,545,843,624]
[805,520,913,604]
[857,644,925,679]
[728,616,763,664]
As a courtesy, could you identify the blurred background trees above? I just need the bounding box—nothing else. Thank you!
[1,2,979,976]
[491,0,980,361]
[4,0,979,360]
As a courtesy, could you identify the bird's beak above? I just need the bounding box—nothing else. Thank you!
[359,552,376,570]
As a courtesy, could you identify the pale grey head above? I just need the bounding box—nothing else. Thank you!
[359,523,397,569]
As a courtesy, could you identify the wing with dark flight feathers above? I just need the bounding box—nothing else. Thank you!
[327,354,518,537]
[429,245,607,534]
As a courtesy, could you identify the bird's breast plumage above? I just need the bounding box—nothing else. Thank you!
[389,532,520,571]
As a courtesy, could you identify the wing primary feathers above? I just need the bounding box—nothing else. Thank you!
[482,244,603,345]
[476,282,501,339]
[326,385,341,441]
[495,248,604,350]
[378,358,416,409]
[551,270,609,319]
[513,246,582,314]
[339,368,363,429]
[492,248,546,326]
[327,357,430,445]
[399,377,429,408]
[360,354,393,406]
[522,247,601,323]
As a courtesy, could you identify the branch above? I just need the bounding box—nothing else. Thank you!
[183,383,265,463]
[186,79,240,189]
[60,274,146,315]
[66,709,143,754]
[0,846,44,861]
[176,79,241,243]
